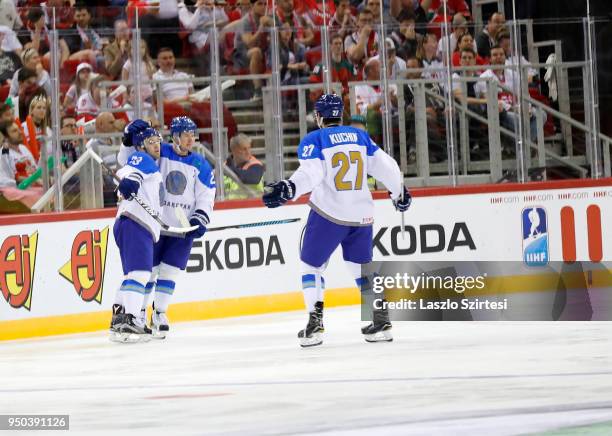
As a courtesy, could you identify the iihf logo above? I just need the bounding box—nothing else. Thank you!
[522,207,549,266]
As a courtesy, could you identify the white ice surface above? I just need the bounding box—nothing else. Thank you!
[1,306,612,436]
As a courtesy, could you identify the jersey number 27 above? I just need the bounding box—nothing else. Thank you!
[332,151,363,191]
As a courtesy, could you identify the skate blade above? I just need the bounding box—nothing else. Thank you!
[364,330,393,343]
[111,331,151,343]
[299,333,323,348]
[109,331,128,343]
[151,328,167,340]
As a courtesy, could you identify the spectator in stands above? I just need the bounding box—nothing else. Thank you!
[139,0,182,58]
[104,19,130,80]
[123,85,158,121]
[452,32,485,67]
[417,33,442,81]
[329,0,357,40]
[62,62,93,115]
[76,74,121,121]
[0,120,43,209]
[372,38,406,79]
[309,33,356,100]
[13,67,38,120]
[22,94,52,157]
[390,0,430,35]
[178,0,229,77]
[497,31,537,83]
[152,46,194,104]
[85,111,122,206]
[85,111,121,161]
[0,27,22,85]
[437,13,474,61]
[474,45,542,143]
[274,20,309,86]
[367,0,396,26]
[275,0,313,48]
[0,0,22,31]
[402,56,445,162]
[41,0,74,30]
[233,0,275,100]
[345,9,378,74]
[295,0,334,48]
[23,8,70,65]
[227,0,251,22]
[391,11,421,62]
[224,133,264,198]
[60,115,79,166]
[9,48,51,98]
[63,4,102,62]
[476,12,505,60]
[451,47,488,158]
[423,0,469,16]
[121,39,156,103]
[355,58,382,116]
[426,0,471,40]
[0,103,15,125]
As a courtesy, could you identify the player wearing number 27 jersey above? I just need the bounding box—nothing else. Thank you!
[263,94,412,347]
[293,125,402,226]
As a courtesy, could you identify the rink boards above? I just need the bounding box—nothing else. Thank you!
[0,178,611,340]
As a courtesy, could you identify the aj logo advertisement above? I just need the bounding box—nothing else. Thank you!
[59,227,110,304]
[0,232,38,310]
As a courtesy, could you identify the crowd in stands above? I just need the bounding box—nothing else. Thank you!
[0,0,554,211]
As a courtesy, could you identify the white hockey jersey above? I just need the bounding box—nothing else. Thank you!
[290,125,402,226]
[119,143,216,228]
[116,151,164,241]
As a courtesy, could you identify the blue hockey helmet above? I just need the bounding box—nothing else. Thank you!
[314,94,343,119]
[134,127,161,148]
[122,118,150,147]
[170,116,197,136]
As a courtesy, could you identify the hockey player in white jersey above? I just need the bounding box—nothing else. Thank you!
[263,94,412,347]
[110,126,163,343]
[118,117,215,338]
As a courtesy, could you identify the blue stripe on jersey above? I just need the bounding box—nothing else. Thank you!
[126,152,158,174]
[300,126,380,157]
[160,143,216,188]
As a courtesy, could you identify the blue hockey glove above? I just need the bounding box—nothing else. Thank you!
[392,186,412,212]
[262,180,296,208]
[122,119,150,147]
[117,176,141,200]
[187,209,209,238]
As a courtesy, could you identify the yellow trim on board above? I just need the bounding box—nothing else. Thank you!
[2,268,611,341]
[0,287,360,341]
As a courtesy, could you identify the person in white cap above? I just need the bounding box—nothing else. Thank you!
[63,62,93,114]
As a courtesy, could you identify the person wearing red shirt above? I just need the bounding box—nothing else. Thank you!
[452,33,486,67]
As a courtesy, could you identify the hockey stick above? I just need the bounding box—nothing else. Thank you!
[207,218,301,232]
[175,202,299,232]
[86,147,198,236]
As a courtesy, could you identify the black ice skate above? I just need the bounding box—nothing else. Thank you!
[111,313,151,343]
[151,303,169,339]
[298,301,324,347]
[361,307,393,343]
[109,304,126,342]
[110,304,124,333]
